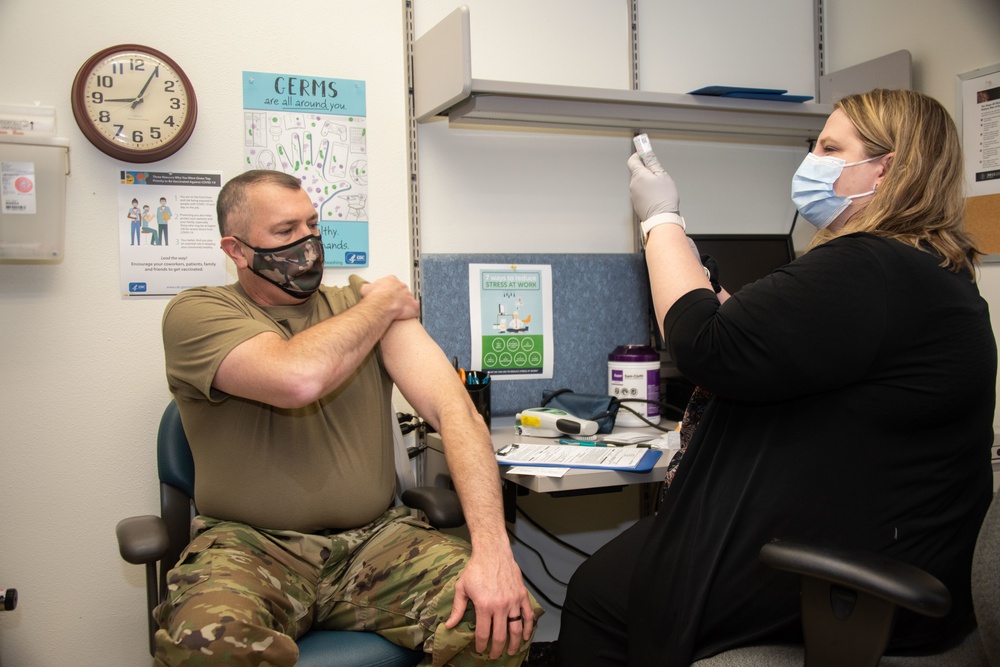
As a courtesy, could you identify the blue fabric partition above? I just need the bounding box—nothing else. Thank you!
[420,254,652,416]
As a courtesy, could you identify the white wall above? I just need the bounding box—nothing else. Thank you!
[636,0,816,97]
[825,0,1000,118]
[0,2,412,664]
[414,0,635,256]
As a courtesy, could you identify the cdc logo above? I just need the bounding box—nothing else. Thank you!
[128,282,148,293]
[345,252,367,265]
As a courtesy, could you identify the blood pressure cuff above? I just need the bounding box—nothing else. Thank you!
[541,388,620,434]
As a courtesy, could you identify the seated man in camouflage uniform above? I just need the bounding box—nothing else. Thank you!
[157,169,541,666]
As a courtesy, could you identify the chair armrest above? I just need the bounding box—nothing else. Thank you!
[760,538,951,618]
[116,515,170,565]
[402,487,465,529]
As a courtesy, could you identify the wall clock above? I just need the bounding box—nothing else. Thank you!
[71,44,198,163]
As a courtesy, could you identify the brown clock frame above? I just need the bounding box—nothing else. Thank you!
[70,44,198,163]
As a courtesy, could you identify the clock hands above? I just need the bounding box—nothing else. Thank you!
[101,66,162,106]
[130,65,160,109]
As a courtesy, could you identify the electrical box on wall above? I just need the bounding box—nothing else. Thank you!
[0,105,70,263]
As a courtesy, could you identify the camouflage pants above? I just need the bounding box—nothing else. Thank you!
[153,507,541,667]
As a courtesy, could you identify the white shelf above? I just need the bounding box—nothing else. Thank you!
[413,6,834,142]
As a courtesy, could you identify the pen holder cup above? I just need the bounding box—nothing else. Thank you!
[465,371,491,431]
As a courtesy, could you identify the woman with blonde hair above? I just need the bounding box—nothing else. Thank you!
[558,89,996,666]
[808,88,977,270]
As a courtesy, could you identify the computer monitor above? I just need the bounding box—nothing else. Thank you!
[687,233,796,294]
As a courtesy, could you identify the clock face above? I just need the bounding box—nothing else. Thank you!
[71,45,197,163]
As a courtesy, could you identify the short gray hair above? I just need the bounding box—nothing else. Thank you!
[216,170,303,238]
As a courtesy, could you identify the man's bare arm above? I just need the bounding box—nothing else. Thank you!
[381,319,535,658]
[213,276,419,408]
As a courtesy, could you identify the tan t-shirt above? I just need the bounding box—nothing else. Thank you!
[161,277,396,532]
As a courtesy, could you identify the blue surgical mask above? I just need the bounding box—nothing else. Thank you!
[791,152,882,229]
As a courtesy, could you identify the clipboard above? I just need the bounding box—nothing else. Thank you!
[689,85,788,96]
[495,442,662,472]
[688,86,813,103]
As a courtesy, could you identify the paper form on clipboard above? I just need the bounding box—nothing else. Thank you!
[495,443,661,472]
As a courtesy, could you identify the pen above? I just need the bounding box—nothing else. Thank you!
[559,438,615,447]
[465,370,489,386]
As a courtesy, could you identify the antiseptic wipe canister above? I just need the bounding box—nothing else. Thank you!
[607,344,660,427]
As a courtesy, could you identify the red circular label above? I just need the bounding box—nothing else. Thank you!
[14,176,33,194]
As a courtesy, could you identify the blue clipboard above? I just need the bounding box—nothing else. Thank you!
[689,85,788,96]
[688,86,813,103]
[496,443,662,472]
[722,92,813,103]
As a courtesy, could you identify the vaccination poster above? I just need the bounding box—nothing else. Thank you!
[959,63,1000,255]
[118,170,225,299]
[242,71,369,268]
[469,264,553,379]
[960,63,1000,196]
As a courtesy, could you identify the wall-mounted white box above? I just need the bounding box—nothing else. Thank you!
[0,106,70,263]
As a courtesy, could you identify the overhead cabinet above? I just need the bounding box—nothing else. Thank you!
[413,6,835,142]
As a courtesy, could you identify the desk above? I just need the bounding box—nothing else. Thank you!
[423,415,677,642]
[423,415,677,515]
[424,416,675,491]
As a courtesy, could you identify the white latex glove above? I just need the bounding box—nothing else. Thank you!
[627,150,681,223]
[686,236,703,264]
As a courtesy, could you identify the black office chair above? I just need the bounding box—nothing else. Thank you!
[116,400,465,667]
[692,489,1000,667]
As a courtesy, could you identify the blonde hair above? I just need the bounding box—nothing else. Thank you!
[808,89,980,277]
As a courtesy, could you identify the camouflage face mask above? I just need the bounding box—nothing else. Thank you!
[235,234,324,299]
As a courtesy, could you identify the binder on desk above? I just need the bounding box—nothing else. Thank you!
[495,443,662,472]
